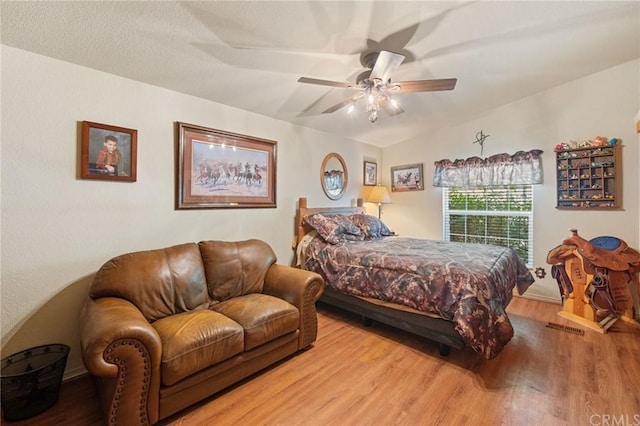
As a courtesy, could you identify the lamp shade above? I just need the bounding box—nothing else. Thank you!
[366,185,391,204]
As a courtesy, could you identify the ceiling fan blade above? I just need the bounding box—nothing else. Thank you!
[297,77,353,89]
[395,78,457,93]
[370,50,406,83]
[322,93,365,114]
[322,98,355,114]
[380,97,405,116]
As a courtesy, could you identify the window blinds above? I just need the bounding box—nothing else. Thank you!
[443,185,534,267]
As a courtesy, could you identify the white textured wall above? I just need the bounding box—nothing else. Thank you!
[0,46,381,377]
[382,59,640,303]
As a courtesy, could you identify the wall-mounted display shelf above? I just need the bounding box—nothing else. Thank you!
[555,144,621,210]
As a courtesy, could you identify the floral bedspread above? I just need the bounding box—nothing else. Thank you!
[302,236,535,359]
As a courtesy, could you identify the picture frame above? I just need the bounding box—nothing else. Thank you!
[390,163,424,192]
[176,122,277,209]
[363,160,377,186]
[81,121,137,182]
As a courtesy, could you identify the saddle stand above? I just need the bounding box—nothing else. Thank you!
[547,229,640,333]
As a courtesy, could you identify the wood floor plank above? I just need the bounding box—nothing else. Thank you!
[6,297,639,426]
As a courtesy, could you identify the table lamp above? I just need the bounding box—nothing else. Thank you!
[366,185,391,219]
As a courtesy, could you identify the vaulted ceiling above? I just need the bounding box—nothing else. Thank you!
[2,1,638,147]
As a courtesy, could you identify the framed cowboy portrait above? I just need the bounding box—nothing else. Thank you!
[80,121,137,182]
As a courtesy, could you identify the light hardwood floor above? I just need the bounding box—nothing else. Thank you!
[7,297,640,426]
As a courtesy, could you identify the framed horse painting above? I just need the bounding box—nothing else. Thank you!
[175,122,277,209]
[390,163,424,192]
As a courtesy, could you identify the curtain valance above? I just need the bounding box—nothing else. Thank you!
[432,149,543,188]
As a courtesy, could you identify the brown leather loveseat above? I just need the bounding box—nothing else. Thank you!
[80,239,324,425]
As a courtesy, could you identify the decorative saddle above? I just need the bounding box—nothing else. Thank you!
[547,229,640,319]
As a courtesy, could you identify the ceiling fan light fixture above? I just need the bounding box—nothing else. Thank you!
[365,89,381,123]
[297,50,457,124]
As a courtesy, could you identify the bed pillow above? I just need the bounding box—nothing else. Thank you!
[303,213,363,244]
[349,214,396,239]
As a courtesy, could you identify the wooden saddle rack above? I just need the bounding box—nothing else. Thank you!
[547,229,640,332]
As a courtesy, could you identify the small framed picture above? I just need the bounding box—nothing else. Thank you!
[80,121,137,182]
[363,161,377,186]
[391,163,424,192]
[176,122,277,209]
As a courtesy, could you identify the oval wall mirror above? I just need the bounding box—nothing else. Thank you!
[320,152,348,200]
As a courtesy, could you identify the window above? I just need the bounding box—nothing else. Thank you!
[443,185,533,267]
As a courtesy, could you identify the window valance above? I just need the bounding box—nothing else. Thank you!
[432,149,543,188]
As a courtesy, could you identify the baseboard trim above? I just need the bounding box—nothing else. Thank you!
[64,366,88,382]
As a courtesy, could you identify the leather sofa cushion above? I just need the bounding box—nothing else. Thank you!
[212,294,299,350]
[154,309,244,386]
[90,243,208,322]
[199,240,276,301]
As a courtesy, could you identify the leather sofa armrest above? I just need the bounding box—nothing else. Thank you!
[80,297,162,426]
[263,264,324,349]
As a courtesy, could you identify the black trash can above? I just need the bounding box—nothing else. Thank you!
[1,344,70,421]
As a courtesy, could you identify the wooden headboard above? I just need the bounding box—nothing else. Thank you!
[295,197,366,246]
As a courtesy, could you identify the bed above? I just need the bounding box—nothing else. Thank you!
[294,197,535,359]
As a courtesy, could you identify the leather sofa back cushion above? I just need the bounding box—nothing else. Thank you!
[199,239,276,301]
[90,243,208,322]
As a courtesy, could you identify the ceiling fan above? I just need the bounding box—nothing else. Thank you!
[297,50,457,123]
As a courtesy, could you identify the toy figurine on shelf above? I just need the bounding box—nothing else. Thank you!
[547,229,640,332]
[554,136,619,151]
[592,135,608,146]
